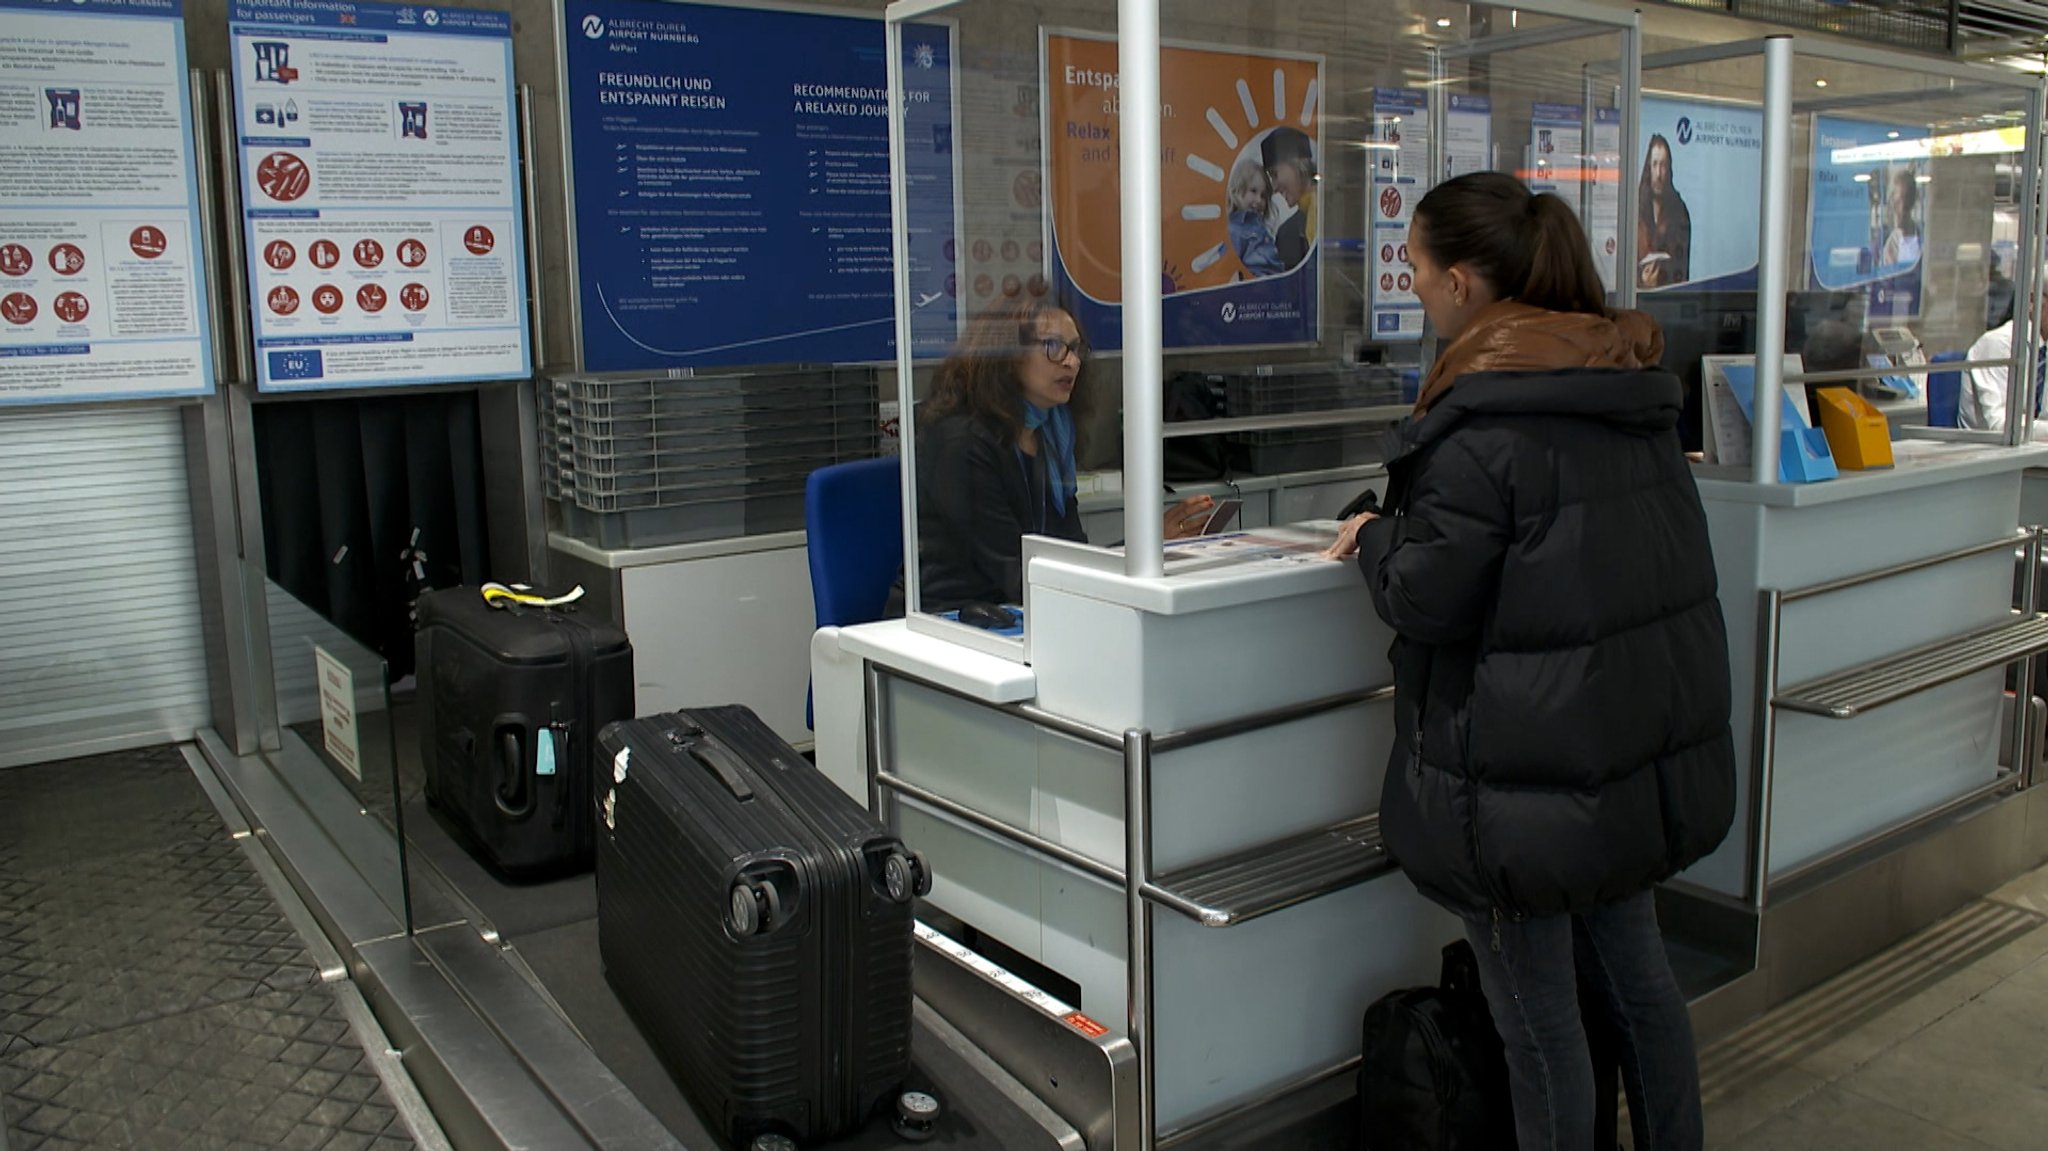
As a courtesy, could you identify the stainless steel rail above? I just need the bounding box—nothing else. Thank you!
[1145,815,1392,928]
[1774,615,2048,719]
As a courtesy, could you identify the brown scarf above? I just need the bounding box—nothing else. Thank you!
[1414,300,1665,414]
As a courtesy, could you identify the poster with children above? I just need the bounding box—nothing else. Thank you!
[1043,31,1322,349]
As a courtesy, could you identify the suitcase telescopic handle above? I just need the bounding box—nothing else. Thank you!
[686,738,755,802]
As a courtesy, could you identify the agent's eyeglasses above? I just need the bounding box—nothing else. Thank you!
[1035,336,1088,363]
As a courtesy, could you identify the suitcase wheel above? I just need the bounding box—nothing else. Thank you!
[728,879,783,936]
[882,851,933,903]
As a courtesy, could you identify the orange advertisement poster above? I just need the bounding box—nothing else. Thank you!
[1043,31,1322,348]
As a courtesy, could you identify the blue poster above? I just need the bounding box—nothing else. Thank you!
[1637,98,1764,292]
[230,0,531,392]
[1808,116,1926,319]
[563,0,957,371]
[0,0,214,405]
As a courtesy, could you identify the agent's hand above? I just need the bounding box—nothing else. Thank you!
[1163,494,1216,540]
[1321,512,1378,560]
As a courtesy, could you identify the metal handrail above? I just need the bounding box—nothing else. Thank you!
[864,662,1401,1150]
[1773,614,2048,719]
[1782,530,2029,604]
[878,772,1125,887]
[1144,815,1392,927]
[1752,527,2047,908]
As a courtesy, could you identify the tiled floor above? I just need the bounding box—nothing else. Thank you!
[1693,862,2048,1150]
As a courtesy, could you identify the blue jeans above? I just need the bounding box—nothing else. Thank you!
[1461,890,1703,1151]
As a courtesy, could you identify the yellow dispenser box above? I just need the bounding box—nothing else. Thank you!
[1814,387,1894,470]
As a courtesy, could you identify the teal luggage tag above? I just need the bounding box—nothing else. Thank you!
[536,727,561,776]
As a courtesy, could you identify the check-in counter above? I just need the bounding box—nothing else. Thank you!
[812,526,1454,1138]
[1681,442,2048,1026]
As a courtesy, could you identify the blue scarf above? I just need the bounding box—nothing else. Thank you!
[1022,402,1076,516]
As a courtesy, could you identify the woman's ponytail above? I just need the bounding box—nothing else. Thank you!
[1412,173,1609,317]
[1522,193,1608,316]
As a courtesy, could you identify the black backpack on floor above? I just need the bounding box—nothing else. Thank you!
[1358,940,1516,1150]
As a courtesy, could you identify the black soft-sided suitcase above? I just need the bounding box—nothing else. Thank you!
[596,706,930,1147]
[415,587,633,879]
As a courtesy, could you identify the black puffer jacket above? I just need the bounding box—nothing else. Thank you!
[1353,329,1736,920]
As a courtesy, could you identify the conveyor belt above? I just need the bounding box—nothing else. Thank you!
[0,746,423,1151]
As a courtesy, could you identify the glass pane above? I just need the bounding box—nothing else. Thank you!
[898,0,1093,642]
[1642,36,2039,445]
[261,578,410,928]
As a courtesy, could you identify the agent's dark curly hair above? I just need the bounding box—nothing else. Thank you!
[922,296,1098,451]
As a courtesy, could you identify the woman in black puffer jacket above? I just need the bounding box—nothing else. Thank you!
[1327,172,1736,1151]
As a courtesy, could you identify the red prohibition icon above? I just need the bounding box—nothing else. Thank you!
[0,245,31,276]
[353,239,384,269]
[256,152,311,202]
[312,284,344,314]
[1380,244,1395,263]
[1380,273,1395,291]
[263,239,296,270]
[356,283,387,312]
[1397,272,1413,292]
[268,285,300,315]
[53,292,88,323]
[129,226,167,259]
[397,239,427,267]
[48,244,85,276]
[0,293,35,324]
[462,225,494,256]
[1379,187,1404,219]
[399,283,430,311]
[310,239,340,269]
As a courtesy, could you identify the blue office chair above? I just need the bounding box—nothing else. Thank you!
[804,457,903,729]
[1926,350,1965,429]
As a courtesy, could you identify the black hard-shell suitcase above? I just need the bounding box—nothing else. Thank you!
[596,706,930,1147]
[415,587,633,879]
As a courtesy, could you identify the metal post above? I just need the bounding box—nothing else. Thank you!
[212,72,252,387]
[1749,589,1783,911]
[884,19,926,611]
[1118,0,1164,579]
[2008,81,2047,446]
[1617,16,1641,312]
[864,662,888,820]
[1751,37,1794,486]
[1123,729,1156,1151]
[2017,529,2043,788]
[518,85,547,372]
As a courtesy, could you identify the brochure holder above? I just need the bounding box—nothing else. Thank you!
[1813,387,1895,470]
[1704,357,1839,483]
[1780,426,1840,482]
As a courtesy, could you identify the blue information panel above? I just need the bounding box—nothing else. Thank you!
[1809,116,1925,319]
[0,0,214,405]
[230,0,532,392]
[562,0,958,371]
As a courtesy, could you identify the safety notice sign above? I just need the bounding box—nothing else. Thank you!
[230,0,530,391]
[0,0,215,406]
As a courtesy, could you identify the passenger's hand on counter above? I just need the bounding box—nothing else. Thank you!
[1162,494,1216,540]
[1321,512,1378,560]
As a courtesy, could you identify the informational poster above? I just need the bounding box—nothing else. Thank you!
[1637,98,1763,292]
[1589,107,1621,290]
[1809,116,1926,319]
[562,0,958,371]
[1527,103,1582,199]
[314,644,362,781]
[1367,88,1425,341]
[1444,94,1492,180]
[0,0,213,405]
[1044,32,1322,350]
[230,0,530,392]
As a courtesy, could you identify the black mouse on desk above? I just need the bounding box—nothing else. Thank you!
[955,602,1016,630]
